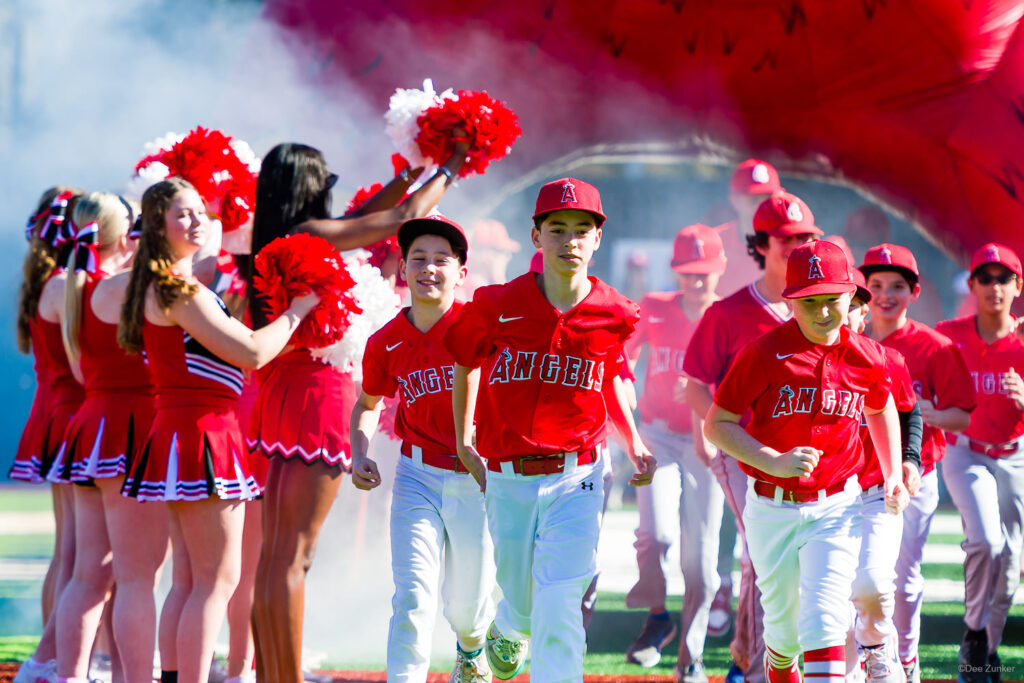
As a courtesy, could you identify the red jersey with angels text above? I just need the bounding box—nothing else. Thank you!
[444,273,639,461]
[858,347,916,489]
[684,282,791,398]
[875,318,975,472]
[626,291,703,433]
[714,321,892,492]
[937,315,1024,448]
[362,303,464,453]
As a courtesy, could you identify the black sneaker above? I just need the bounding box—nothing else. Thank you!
[989,652,1002,683]
[625,614,677,667]
[957,629,988,683]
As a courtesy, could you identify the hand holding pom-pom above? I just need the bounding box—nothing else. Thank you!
[252,233,363,349]
[415,90,522,178]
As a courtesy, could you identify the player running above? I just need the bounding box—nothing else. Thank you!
[351,215,495,683]
[704,240,909,683]
[444,178,655,682]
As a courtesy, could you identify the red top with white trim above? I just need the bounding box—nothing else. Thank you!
[875,318,975,471]
[626,291,702,433]
[858,347,916,489]
[80,274,154,396]
[936,315,1024,447]
[362,303,463,453]
[714,321,892,492]
[444,272,639,461]
[684,283,791,388]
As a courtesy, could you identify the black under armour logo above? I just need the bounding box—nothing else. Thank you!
[581,482,594,490]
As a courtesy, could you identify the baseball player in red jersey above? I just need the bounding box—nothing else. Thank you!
[350,216,495,683]
[858,243,975,683]
[704,240,909,683]
[684,190,822,683]
[842,268,921,683]
[444,178,656,682]
[714,160,784,298]
[936,243,1024,683]
[622,224,727,682]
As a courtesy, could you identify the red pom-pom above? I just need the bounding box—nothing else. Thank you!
[251,233,363,349]
[135,126,258,232]
[391,153,411,176]
[415,91,522,178]
[376,398,400,442]
[364,236,402,272]
[345,182,385,215]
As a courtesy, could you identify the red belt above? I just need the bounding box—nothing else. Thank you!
[967,437,1020,458]
[754,479,848,504]
[488,448,598,476]
[400,442,468,473]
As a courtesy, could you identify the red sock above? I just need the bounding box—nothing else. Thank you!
[804,645,845,679]
[766,646,800,683]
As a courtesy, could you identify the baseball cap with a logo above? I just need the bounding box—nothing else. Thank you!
[730,159,782,195]
[782,240,856,299]
[859,243,920,285]
[671,223,726,274]
[533,177,606,226]
[753,191,823,238]
[970,242,1022,279]
[398,214,468,264]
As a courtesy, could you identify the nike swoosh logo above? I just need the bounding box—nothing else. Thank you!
[386,342,402,351]
[498,315,524,323]
[776,352,794,359]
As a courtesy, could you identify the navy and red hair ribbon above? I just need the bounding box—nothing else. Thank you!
[27,191,76,248]
[71,222,99,274]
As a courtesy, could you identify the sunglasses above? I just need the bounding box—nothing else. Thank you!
[974,271,1017,285]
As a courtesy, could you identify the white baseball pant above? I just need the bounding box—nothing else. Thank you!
[487,456,604,683]
[711,451,766,683]
[581,444,614,631]
[387,454,495,683]
[893,468,939,663]
[851,487,903,647]
[744,478,862,657]
[627,422,724,666]
[942,441,1024,651]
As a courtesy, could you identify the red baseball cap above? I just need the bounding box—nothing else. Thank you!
[533,177,606,226]
[851,268,872,304]
[730,159,781,195]
[671,223,726,274]
[970,242,1022,279]
[753,191,823,238]
[783,240,856,299]
[398,214,468,263]
[859,243,920,284]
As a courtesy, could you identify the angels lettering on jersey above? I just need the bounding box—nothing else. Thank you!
[971,370,1015,396]
[488,347,605,391]
[395,365,455,405]
[771,383,866,420]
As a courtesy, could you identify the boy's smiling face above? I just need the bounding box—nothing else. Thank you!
[792,290,853,344]
[532,209,602,276]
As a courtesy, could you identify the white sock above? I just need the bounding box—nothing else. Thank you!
[24,657,52,670]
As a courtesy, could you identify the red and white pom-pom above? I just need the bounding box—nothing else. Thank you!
[131,126,260,232]
[309,255,402,380]
[416,90,522,179]
[385,79,456,172]
[345,182,384,216]
[252,233,362,349]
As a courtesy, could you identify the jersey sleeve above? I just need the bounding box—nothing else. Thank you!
[684,304,729,386]
[442,292,497,369]
[890,351,917,412]
[713,342,769,415]
[360,334,397,399]
[929,342,977,412]
[624,297,652,361]
[864,350,894,412]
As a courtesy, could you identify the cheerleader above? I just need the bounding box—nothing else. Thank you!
[246,141,467,683]
[12,187,85,683]
[35,192,161,683]
[118,177,319,683]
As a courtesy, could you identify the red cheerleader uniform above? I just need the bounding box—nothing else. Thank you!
[48,274,156,484]
[123,297,259,502]
[247,349,357,470]
[10,303,85,483]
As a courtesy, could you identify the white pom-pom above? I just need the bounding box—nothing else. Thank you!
[124,161,171,201]
[384,78,456,175]
[309,255,402,381]
[229,138,262,174]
